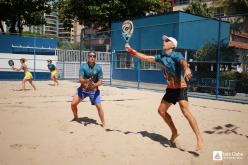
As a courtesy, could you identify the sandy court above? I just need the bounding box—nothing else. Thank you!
[0,80,247,165]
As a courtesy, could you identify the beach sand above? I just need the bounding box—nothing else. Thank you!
[0,80,247,165]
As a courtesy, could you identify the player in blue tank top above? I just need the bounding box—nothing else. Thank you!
[70,51,106,128]
[125,34,203,151]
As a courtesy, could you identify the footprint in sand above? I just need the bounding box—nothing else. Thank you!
[59,124,68,132]
[10,144,39,151]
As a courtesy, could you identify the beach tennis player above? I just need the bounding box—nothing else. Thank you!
[11,58,36,91]
[71,51,106,128]
[47,59,59,86]
[125,35,204,150]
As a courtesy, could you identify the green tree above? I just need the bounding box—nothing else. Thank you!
[183,0,214,18]
[194,41,237,62]
[0,0,53,34]
[55,0,170,31]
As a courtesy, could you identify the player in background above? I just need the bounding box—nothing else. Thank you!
[47,59,59,86]
[12,58,36,91]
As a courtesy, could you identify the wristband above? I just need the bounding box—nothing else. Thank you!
[128,49,136,56]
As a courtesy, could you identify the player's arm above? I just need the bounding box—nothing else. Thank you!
[180,60,192,81]
[93,79,102,88]
[79,77,88,84]
[125,43,155,63]
[13,65,23,71]
[79,77,90,89]
[92,67,103,88]
[79,65,87,87]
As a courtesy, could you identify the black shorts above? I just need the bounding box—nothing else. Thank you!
[162,88,188,105]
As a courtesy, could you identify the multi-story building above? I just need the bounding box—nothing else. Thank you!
[58,20,83,43]
[44,11,59,36]
[23,11,84,44]
[23,11,58,37]
[164,0,222,16]
[0,21,7,33]
[169,0,248,72]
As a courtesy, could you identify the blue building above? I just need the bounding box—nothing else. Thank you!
[111,11,230,85]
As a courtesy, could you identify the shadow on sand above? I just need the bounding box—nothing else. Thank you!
[71,116,200,157]
[13,89,32,91]
[106,129,199,157]
[204,123,248,139]
[71,117,101,126]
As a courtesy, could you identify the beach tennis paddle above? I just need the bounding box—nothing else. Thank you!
[8,60,14,66]
[122,20,134,43]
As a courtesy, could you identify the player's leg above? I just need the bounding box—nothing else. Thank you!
[90,89,105,128]
[52,76,56,85]
[178,100,204,150]
[22,79,27,90]
[53,76,59,86]
[27,79,36,90]
[95,104,106,128]
[54,77,59,85]
[158,100,179,143]
[71,95,82,122]
[51,71,58,85]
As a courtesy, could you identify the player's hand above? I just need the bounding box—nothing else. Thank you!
[81,82,89,90]
[125,43,132,52]
[184,68,192,82]
[87,82,96,90]
[125,43,137,56]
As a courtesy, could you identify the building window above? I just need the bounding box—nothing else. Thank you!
[140,49,162,70]
[214,7,225,17]
[175,0,190,5]
[115,50,162,70]
[116,51,135,69]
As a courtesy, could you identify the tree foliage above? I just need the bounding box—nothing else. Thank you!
[194,41,237,62]
[212,0,248,33]
[183,0,214,18]
[212,0,248,15]
[0,0,53,33]
[55,0,170,31]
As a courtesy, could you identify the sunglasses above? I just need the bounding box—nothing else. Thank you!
[88,55,96,58]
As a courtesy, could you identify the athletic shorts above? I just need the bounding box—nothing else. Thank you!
[51,70,58,78]
[162,88,188,105]
[24,71,33,80]
[77,87,101,105]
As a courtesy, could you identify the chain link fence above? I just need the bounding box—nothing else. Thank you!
[110,13,248,104]
[0,13,247,103]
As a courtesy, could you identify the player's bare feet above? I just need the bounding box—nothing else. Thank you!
[71,118,81,123]
[101,122,106,128]
[170,133,180,143]
[196,140,204,151]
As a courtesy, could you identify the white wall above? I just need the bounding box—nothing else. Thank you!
[0,53,56,72]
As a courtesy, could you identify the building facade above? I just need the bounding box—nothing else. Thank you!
[58,20,83,43]
[22,11,58,37]
[111,11,230,84]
